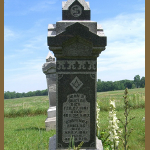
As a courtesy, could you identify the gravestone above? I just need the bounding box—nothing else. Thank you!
[42,52,56,131]
[47,0,107,149]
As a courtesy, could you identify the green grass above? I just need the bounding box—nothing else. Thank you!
[4,115,56,150]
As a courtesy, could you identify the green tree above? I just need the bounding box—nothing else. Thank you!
[97,79,102,92]
[26,91,34,97]
[131,84,136,89]
[35,90,41,96]
[41,89,48,95]
[134,75,140,88]
[10,91,16,99]
[16,92,22,98]
[4,91,11,99]
[140,77,145,88]
[124,80,133,89]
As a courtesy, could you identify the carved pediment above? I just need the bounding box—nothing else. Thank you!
[62,36,92,57]
[48,22,107,59]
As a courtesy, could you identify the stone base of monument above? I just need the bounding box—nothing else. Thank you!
[45,106,56,131]
[47,106,56,118]
[49,135,103,150]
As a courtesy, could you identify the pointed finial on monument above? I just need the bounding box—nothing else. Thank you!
[62,0,90,20]
[46,52,55,62]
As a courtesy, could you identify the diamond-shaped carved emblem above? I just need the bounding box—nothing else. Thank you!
[70,76,83,92]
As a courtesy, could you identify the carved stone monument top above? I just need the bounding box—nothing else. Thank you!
[42,52,56,75]
[62,0,90,20]
[46,51,55,62]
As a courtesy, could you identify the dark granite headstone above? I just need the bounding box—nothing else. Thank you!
[47,0,107,149]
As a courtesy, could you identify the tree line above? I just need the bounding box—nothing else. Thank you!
[4,75,145,99]
[97,75,145,92]
[4,89,48,99]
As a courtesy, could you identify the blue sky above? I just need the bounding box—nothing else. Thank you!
[4,0,145,93]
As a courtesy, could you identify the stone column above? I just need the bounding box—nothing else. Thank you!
[48,0,107,149]
[42,52,56,131]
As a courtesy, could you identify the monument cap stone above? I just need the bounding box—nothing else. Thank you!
[48,23,107,59]
[62,0,90,20]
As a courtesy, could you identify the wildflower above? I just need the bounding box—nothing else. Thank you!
[108,99,120,150]
[142,117,145,122]
[96,102,101,129]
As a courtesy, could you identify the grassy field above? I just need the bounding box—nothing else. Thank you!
[4,96,49,117]
[4,88,145,149]
[97,88,145,111]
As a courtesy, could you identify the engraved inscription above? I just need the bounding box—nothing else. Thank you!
[58,143,63,148]
[56,60,96,72]
[58,74,63,80]
[71,5,82,17]
[70,76,83,92]
[63,93,90,143]
[90,142,96,147]
[90,74,95,79]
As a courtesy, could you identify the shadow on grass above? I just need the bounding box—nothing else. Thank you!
[15,127,46,131]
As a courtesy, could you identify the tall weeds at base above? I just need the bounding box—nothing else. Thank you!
[68,135,84,150]
[118,88,135,150]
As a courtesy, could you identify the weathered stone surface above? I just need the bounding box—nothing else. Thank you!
[48,24,56,37]
[47,106,56,118]
[62,0,90,20]
[42,52,56,106]
[49,135,103,150]
[48,22,107,59]
[45,117,56,131]
[42,52,57,131]
[48,22,106,37]
[56,72,97,148]
[45,106,56,131]
[47,0,106,149]
[56,21,97,35]
[48,23,106,48]
[56,60,96,72]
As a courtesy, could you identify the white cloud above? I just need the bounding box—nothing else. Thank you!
[29,0,58,12]
[4,27,16,41]
[99,12,145,42]
[97,12,145,78]
[97,41,145,72]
